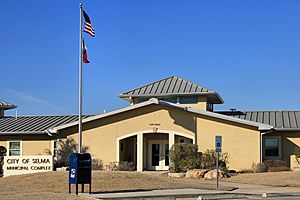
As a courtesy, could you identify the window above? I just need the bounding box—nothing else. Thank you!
[264,137,281,158]
[135,98,149,103]
[8,141,21,156]
[179,97,198,104]
[160,98,177,104]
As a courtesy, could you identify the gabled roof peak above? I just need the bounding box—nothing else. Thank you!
[0,100,17,110]
[119,76,224,104]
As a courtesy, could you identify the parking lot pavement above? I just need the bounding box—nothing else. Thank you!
[80,180,300,200]
[81,188,226,199]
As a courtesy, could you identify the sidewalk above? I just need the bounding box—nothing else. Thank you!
[80,181,300,199]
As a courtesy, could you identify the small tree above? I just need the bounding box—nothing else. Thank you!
[0,146,7,176]
[55,138,89,168]
[169,143,200,173]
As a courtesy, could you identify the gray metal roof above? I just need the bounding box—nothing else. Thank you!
[119,76,224,104]
[0,100,17,110]
[218,111,300,131]
[0,115,93,135]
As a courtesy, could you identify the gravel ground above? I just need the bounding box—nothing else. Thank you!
[0,171,232,200]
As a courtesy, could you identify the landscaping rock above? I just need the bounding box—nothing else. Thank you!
[186,169,209,179]
[56,167,68,171]
[204,169,229,180]
[168,172,186,178]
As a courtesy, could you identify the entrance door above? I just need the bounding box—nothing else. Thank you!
[147,139,169,170]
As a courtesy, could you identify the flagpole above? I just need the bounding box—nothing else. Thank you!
[78,2,83,153]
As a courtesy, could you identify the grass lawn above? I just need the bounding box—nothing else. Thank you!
[223,170,300,187]
[0,171,232,200]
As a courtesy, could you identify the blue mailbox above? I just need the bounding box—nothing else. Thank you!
[68,153,92,194]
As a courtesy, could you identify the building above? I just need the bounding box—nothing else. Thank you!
[0,76,299,171]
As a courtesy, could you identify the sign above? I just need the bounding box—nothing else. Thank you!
[215,135,222,153]
[3,155,53,176]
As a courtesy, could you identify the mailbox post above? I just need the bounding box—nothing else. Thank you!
[69,153,92,195]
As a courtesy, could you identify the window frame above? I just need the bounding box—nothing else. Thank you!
[7,140,22,156]
[263,136,282,159]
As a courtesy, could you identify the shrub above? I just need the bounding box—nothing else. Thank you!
[169,143,200,173]
[105,161,135,171]
[264,160,290,172]
[92,159,103,170]
[200,149,229,170]
[169,144,229,173]
[295,147,300,158]
[255,162,268,173]
[117,161,136,171]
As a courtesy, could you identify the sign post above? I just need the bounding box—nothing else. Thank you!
[215,135,222,189]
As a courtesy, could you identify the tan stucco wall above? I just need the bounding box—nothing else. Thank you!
[0,135,53,156]
[196,115,261,171]
[282,132,300,166]
[60,105,196,165]
[59,104,262,170]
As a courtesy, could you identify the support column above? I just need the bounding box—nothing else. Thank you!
[169,133,175,150]
[137,133,143,172]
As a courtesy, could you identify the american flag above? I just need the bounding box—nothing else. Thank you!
[82,10,95,37]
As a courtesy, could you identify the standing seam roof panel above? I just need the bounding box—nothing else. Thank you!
[294,112,300,128]
[150,82,160,94]
[185,82,193,93]
[263,112,270,125]
[23,116,54,132]
[257,112,263,123]
[190,84,197,93]
[156,80,166,94]
[282,111,290,128]
[1,117,31,132]
[178,80,187,93]
[289,111,297,128]
[161,78,172,94]
[168,77,178,93]
[270,112,276,127]
[173,78,182,93]
[276,112,283,128]
[10,116,47,132]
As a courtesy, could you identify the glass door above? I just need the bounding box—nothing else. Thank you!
[148,139,169,170]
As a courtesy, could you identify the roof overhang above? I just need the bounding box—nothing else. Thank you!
[274,128,300,132]
[0,131,52,136]
[119,92,224,104]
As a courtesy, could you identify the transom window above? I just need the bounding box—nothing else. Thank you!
[8,141,21,156]
[264,137,280,158]
[160,98,177,104]
[179,97,198,104]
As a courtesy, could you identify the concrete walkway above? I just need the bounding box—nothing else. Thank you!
[80,181,300,199]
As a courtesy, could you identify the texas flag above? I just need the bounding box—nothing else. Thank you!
[82,39,90,64]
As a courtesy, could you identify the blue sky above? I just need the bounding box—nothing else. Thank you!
[1,0,300,116]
